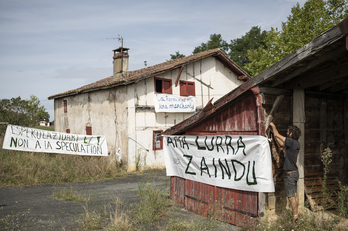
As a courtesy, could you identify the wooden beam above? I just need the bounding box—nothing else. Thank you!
[344,97,348,181]
[320,98,327,162]
[265,95,284,131]
[305,90,347,100]
[175,65,184,87]
[331,81,348,93]
[259,87,292,95]
[186,71,213,89]
[293,89,305,209]
[285,62,348,89]
[338,17,348,50]
[270,95,284,116]
[319,80,341,91]
[258,192,266,219]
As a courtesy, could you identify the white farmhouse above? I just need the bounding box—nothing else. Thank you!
[38,120,50,127]
[48,47,249,171]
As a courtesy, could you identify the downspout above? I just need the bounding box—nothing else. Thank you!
[114,87,118,161]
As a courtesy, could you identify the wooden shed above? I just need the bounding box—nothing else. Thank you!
[164,17,348,226]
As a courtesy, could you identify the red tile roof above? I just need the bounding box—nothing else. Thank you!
[48,48,249,100]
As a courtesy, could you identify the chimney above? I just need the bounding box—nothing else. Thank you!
[113,47,129,81]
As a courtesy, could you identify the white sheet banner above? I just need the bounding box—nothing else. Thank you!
[154,93,196,113]
[2,124,108,156]
[164,135,274,192]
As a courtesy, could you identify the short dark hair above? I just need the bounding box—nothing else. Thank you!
[288,125,301,140]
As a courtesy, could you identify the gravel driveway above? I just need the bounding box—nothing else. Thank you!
[0,170,241,230]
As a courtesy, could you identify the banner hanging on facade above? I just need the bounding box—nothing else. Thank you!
[2,124,108,156]
[164,135,274,192]
[154,93,196,113]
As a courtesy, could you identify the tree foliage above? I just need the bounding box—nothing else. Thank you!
[228,26,268,70]
[244,0,348,76]
[193,34,229,54]
[169,51,185,60]
[0,95,50,130]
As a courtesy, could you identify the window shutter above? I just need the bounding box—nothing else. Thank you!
[180,81,195,96]
[86,126,92,135]
[63,100,67,113]
[180,81,187,96]
[154,78,172,94]
[187,82,195,96]
[163,79,172,94]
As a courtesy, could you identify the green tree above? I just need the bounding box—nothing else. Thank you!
[193,34,229,54]
[0,95,50,130]
[245,0,348,76]
[169,51,185,60]
[28,95,50,122]
[228,26,268,70]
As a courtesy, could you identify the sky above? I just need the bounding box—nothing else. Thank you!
[0,0,307,121]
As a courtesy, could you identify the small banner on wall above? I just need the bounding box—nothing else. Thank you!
[154,93,196,113]
[2,124,108,156]
[164,135,275,192]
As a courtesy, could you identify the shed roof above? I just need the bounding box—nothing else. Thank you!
[164,17,348,135]
[48,48,249,100]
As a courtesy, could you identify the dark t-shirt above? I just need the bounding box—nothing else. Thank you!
[283,137,300,171]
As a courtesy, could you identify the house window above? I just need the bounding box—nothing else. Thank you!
[155,78,172,94]
[86,126,92,135]
[180,81,195,96]
[63,100,67,113]
[66,129,70,134]
[153,130,163,150]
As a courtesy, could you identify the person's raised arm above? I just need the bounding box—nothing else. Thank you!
[270,122,286,147]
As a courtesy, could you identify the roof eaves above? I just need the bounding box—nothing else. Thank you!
[48,48,247,100]
[164,20,346,135]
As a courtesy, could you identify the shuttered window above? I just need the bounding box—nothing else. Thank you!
[180,81,195,96]
[153,130,163,150]
[86,126,92,135]
[66,129,70,134]
[63,100,67,113]
[155,78,172,94]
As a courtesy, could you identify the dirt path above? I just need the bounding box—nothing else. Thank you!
[0,170,241,230]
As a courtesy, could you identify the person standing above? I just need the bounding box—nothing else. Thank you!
[270,122,301,223]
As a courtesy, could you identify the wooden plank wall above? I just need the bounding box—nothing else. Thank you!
[263,93,348,214]
[171,176,258,227]
[170,92,261,226]
[262,94,293,214]
[305,96,346,182]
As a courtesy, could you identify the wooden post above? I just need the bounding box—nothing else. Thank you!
[344,96,348,182]
[320,98,327,165]
[293,89,305,209]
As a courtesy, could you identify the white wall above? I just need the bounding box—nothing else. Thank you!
[54,56,244,171]
[126,57,244,171]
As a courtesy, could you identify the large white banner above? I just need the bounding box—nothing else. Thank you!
[2,124,108,156]
[164,135,274,192]
[154,93,196,113]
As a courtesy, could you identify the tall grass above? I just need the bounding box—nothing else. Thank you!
[0,138,126,187]
[245,208,343,231]
[131,183,171,224]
